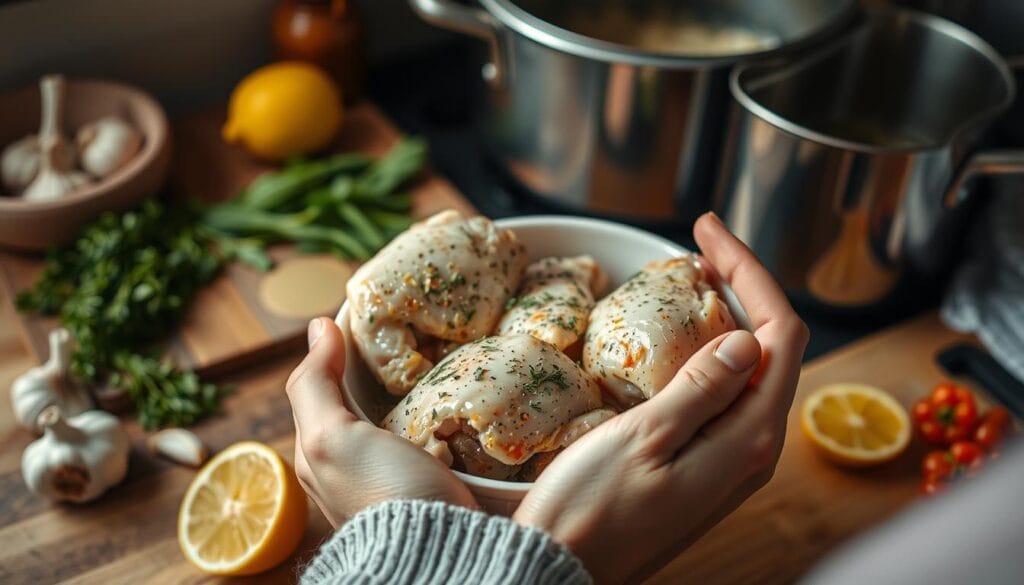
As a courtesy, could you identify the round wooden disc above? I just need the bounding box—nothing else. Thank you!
[258,255,352,319]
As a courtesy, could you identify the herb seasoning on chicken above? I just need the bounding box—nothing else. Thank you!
[497,255,606,352]
[382,334,614,481]
[583,255,736,407]
[347,210,528,395]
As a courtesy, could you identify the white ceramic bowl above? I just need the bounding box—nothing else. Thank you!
[336,215,749,514]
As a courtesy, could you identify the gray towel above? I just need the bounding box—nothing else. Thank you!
[942,182,1024,383]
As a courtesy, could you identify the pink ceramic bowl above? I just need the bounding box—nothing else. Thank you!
[0,78,170,251]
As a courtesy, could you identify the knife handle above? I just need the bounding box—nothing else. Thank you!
[937,343,1024,420]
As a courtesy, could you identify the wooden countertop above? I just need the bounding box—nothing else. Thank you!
[1,295,981,584]
[0,105,986,585]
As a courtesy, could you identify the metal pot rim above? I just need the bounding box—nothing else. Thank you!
[730,6,1017,154]
[478,0,860,68]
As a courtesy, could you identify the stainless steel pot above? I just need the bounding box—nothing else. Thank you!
[715,7,1024,310]
[410,0,857,223]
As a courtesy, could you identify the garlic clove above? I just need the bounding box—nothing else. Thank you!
[76,116,142,179]
[147,428,209,467]
[2,135,41,193]
[1,137,75,196]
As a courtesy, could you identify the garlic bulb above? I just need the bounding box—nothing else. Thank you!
[10,328,93,433]
[22,75,90,201]
[21,406,130,503]
[76,116,141,178]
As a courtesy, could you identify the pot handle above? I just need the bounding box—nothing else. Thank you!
[945,149,1024,207]
[409,0,504,84]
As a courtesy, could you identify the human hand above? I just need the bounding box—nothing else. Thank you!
[513,212,810,584]
[285,316,478,527]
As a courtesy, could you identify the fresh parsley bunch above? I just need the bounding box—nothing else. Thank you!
[16,139,426,429]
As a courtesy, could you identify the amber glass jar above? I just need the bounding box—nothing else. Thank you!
[273,0,366,103]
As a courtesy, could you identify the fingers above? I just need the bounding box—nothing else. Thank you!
[694,212,799,333]
[620,329,761,460]
[286,317,357,432]
[694,210,809,424]
[690,212,809,483]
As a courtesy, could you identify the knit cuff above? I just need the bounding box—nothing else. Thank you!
[300,499,591,585]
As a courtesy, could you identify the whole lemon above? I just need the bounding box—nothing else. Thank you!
[223,62,343,161]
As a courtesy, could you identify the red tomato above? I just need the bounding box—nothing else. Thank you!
[921,450,954,481]
[912,401,933,423]
[913,383,979,446]
[950,441,984,470]
[974,407,1012,452]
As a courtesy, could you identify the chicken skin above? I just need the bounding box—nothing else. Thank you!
[583,255,736,407]
[382,334,614,481]
[496,255,606,352]
[347,210,528,396]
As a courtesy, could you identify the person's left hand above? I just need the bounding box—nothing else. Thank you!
[285,316,478,527]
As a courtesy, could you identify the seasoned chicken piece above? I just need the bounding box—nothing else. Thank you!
[497,255,606,352]
[583,255,736,407]
[382,334,614,480]
[347,210,528,396]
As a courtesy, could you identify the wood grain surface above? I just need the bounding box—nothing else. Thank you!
[0,305,985,584]
[0,103,475,378]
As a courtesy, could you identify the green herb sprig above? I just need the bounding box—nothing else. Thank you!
[16,139,426,428]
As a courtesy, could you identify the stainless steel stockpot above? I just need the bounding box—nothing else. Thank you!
[410,0,857,223]
[715,7,1024,310]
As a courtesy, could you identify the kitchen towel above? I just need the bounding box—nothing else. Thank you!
[942,183,1024,383]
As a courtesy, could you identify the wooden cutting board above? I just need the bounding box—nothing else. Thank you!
[651,312,984,584]
[0,103,474,377]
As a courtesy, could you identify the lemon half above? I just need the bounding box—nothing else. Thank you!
[178,441,308,575]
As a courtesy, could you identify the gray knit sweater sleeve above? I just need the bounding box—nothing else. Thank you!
[299,500,592,585]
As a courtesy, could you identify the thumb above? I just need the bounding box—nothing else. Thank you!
[623,329,761,458]
[286,317,354,430]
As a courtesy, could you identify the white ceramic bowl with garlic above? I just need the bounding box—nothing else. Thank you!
[336,214,749,515]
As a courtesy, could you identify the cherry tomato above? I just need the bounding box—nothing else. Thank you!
[921,450,953,481]
[950,441,984,472]
[986,407,1012,429]
[974,407,1012,452]
[932,383,957,406]
[912,401,934,423]
[913,382,979,446]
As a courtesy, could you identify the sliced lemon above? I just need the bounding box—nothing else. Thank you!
[801,383,911,467]
[178,442,307,575]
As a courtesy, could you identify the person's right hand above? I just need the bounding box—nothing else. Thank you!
[512,212,810,584]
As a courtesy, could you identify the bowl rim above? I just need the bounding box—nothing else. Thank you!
[0,78,169,211]
[336,214,747,494]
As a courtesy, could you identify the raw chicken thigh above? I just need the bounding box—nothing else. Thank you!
[583,255,736,407]
[497,255,606,352]
[347,210,528,396]
[382,334,614,481]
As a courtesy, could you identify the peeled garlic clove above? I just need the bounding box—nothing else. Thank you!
[147,428,208,467]
[77,116,141,178]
